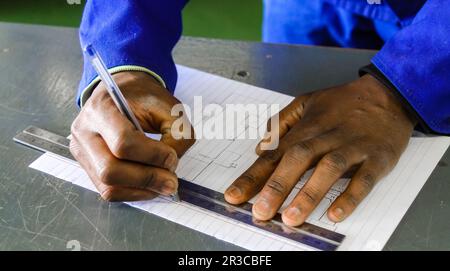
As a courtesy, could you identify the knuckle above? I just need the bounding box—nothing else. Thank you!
[142,170,156,189]
[97,162,117,186]
[260,150,281,164]
[237,172,258,187]
[299,186,320,205]
[292,141,315,157]
[369,154,391,170]
[359,172,376,192]
[342,193,360,208]
[70,118,83,139]
[69,139,81,159]
[100,187,118,202]
[372,142,399,161]
[110,131,133,159]
[285,141,315,164]
[321,152,348,175]
[266,177,288,196]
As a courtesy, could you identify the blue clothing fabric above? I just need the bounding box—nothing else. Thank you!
[78,0,450,134]
[78,0,187,100]
[262,0,401,48]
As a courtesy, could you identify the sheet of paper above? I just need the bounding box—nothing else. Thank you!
[29,65,450,251]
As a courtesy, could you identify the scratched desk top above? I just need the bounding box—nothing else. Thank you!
[0,22,449,251]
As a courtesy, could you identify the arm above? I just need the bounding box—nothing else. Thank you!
[77,0,188,106]
[372,0,450,135]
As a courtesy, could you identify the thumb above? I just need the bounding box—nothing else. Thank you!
[160,107,196,157]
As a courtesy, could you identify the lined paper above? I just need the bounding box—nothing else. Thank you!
[30,65,450,250]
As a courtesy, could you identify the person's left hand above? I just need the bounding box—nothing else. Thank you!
[224,74,417,226]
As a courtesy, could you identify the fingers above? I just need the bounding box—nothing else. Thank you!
[226,118,334,208]
[252,136,337,221]
[71,136,157,202]
[141,95,196,158]
[282,147,366,226]
[70,72,196,202]
[255,95,310,155]
[96,184,158,202]
[71,132,178,199]
[327,160,384,222]
[160,116,196,157]
[90,103,179,172]
[224,149,283,205]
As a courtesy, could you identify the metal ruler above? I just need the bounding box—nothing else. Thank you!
[14,126,345,251]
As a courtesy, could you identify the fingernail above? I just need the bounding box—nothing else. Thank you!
[162,180,176,194]
[285,206,301,220]
[227,186,242,199]
[254,198,271,217]
[332,207,345,221]
[164,152,178,172]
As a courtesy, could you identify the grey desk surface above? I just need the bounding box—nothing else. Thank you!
[0,23,449,251]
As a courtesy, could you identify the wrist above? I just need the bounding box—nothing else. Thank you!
[357,74,418,127]
[79,66,168,107]
[91,71,166,99]
[112,71,163,90]
[359,64,427,132]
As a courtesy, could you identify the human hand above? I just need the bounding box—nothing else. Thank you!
[224,74,416,226]
[70,71,194,201]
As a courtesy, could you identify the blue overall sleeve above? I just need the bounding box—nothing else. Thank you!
[77,0,188,106]
[372,0,450,134]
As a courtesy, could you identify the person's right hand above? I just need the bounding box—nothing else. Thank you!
[70,71,195,201]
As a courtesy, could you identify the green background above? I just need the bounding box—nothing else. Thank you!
[0,0,262,41]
